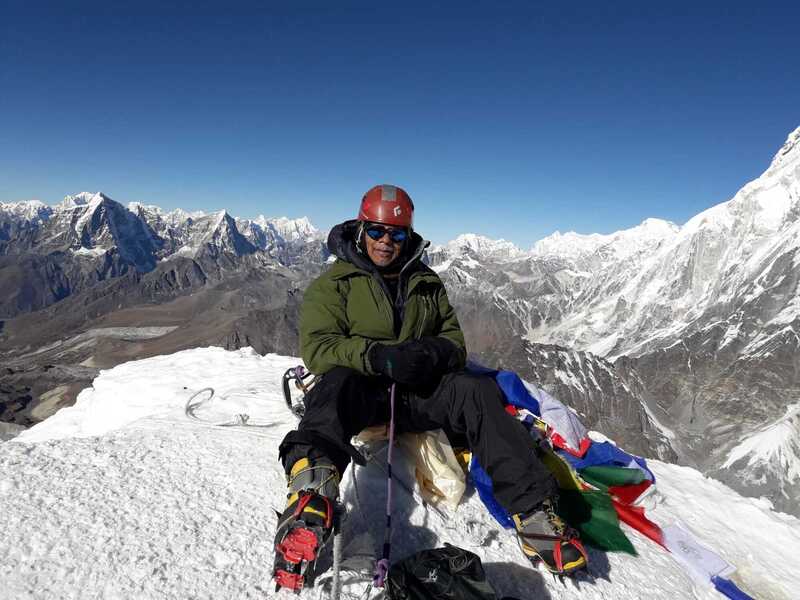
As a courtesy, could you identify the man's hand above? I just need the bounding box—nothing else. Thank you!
[369,337,458,386]
[369,341,435,385]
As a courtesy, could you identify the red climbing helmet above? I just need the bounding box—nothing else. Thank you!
[357,184,414,228]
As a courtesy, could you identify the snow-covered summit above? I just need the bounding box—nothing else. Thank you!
[0,200,53,234]
[8,194,317,246]
[512,125,800,359]
[2,191,322,268]
[0,199,52,223]
[174,210,256,259]
[72,192,109,234]
[267,216,320,242]
[3,347,798,599]
[769,125,800,170]
[165,207,206,224]
[8,193,141,266]
[681,127,800,239]
[430,219,679,270]
[722,402,800,495]
[231,215,325,264]
[128,202,207,225]
[531,229,606,257]
[531,218,679,260]
[60,191,104,209]
[0,200,53,244]
[431,233,524,264]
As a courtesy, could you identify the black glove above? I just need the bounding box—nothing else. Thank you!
[414,336,460,373]
[369,341,435,385]
[369,337,459,386]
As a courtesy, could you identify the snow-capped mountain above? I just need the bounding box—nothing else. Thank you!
[428,233,525,265]
[716,402,800,513]
[128,202,207,257]
[269,215,320,242]
[429,126,800,516]
[0,200,53,248]
[235,215,324,265]
[0,199,52,228]
[431,125,800,361]
[0,191,328,316]
[2,191,324,270]
[236,216,286,254]
[531,217,680,264]
[530,127,800,358]
[429,217,685,349]
[3,192,161,271]
[128,202,207,225]
[170,210,257,259]
[2,348,797,600]
[0,193,171,316]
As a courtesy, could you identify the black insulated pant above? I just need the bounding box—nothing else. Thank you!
[278,367,558,516]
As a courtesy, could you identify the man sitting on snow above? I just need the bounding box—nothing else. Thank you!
[273,184,588,590]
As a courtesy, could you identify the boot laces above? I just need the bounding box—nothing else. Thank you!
[289,465,336,489]
[542,500,568,536]
[287,462,339,500]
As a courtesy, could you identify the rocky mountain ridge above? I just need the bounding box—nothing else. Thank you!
[2,192,325,269]
[0,192,326,317]
[429,126,800,357]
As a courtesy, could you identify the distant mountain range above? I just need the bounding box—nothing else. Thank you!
[2,125,798,516]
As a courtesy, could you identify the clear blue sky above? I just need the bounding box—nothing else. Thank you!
[2,1,799,246]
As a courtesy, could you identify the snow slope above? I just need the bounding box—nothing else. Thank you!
[723,402,800,482]
[2,347,799,599]
[0,200,53,223]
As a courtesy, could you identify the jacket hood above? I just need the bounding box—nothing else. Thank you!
[327,219,428,273]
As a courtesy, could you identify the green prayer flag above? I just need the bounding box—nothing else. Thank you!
[579,466,648,490]
[556,489,636,555]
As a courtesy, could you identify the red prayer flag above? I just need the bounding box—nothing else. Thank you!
[609,480,652,505]
[612,500,665,547]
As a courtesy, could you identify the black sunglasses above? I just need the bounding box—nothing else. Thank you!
[365,224,408,243]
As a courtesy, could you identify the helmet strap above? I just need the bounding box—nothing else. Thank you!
[355,221,366,254]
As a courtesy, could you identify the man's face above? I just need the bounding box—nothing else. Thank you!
[363,222,406,267]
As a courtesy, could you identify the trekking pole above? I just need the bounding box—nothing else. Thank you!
[331,523,343,599]
[372,383,397,588]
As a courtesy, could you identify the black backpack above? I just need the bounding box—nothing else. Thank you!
[385,544,520,600]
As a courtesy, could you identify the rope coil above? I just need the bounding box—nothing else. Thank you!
[184,387,274,428]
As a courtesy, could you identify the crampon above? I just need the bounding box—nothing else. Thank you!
[273,491,336,593]
[513,499,589,576]
[519,532,589,576]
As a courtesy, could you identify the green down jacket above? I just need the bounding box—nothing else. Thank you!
[300,220,467,376]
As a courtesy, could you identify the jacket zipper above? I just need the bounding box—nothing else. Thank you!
[396,240,430,331]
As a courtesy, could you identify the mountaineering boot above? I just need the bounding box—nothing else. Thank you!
[512,498,588,575]
[273,456,340,592]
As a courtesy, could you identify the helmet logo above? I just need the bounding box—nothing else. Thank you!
[393,206,402,217]
[381,185,397,202]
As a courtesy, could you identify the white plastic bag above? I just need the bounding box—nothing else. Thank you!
[400,430,466,509]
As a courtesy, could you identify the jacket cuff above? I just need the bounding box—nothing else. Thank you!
[363,341,379,375]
